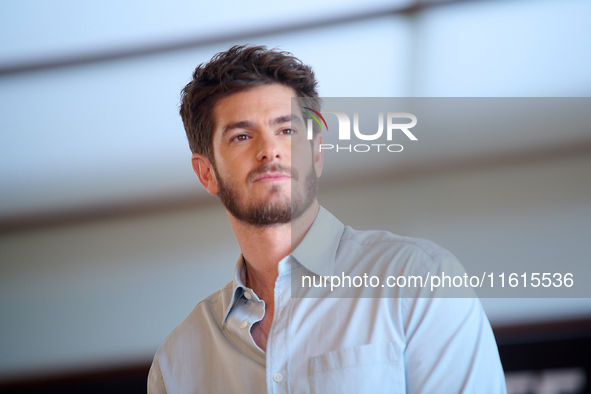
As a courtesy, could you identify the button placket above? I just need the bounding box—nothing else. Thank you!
[266,256,292,392]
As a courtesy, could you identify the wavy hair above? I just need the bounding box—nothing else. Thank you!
[179,45,320,163]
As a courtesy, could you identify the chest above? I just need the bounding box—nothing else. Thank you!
[264,297,407,393]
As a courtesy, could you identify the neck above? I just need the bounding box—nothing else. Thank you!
[228,200,319,296]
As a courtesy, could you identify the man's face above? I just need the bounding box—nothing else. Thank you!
[201,84,322,226]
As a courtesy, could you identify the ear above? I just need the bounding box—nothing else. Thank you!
[191,154,220,195]
[312,133,324,178]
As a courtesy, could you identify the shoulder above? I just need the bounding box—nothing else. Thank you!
[339,226,457,270]
[150,281,241,392]
[335,225,472,300]
[155,280,234,360]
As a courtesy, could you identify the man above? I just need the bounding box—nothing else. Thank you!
[148,45,506,393]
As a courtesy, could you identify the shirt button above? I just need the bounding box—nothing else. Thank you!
[240,320,248,329]
[273,373,283,382]
[244,291,252,300]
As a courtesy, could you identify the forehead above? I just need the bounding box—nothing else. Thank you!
[212,84,298,130]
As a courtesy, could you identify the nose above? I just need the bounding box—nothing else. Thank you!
[256,133,282,162]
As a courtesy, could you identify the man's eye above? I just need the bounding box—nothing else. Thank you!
[232,134,249,142]
[281,128,294,135]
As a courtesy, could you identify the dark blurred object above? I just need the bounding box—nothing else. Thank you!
[505,368,586,394]
[0,364,150,394]
[495,317,591,394]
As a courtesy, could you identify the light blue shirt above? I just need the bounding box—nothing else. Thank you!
[148,207,506,393]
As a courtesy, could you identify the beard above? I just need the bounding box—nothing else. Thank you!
[214,161,318,226]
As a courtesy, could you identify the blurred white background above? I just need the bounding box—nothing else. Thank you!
[1,0,590,382]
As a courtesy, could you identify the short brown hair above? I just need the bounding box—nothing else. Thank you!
[179,45,320,162]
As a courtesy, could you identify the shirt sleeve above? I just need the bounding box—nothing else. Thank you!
[402,255,507,393]
[147,355,167,394]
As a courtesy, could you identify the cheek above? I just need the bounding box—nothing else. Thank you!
[213,150,242,180]
[291,141,312,163]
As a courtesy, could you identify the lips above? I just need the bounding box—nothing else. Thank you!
[253,172,291,183]
[248,163,296,183]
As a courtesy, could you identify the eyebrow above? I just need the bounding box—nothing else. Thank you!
[220,114,304,138]
[221,120,255,139]
[272,114,303,126]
